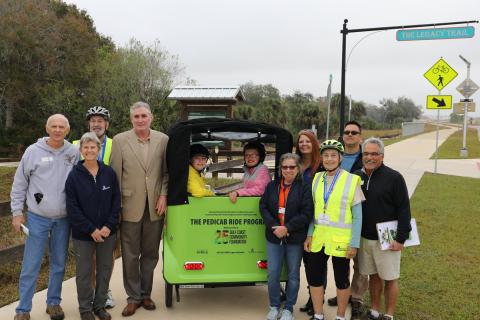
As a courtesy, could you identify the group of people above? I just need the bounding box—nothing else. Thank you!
[258,121,412,320]
[11,102,168,320]
[10,105,411,320]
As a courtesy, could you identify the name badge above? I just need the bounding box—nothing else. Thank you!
[278,207,286,214]
[317,214,330,225]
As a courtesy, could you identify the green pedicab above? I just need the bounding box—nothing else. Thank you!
[164,118,293,307]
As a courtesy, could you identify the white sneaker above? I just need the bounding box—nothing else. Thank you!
[267,307,280,320]
[105,290,115,308]
[279,309,294,320]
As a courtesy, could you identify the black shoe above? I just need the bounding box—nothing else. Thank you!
[327,295,353,307]
[327,296,338,306]
[299,297,312,312]
[351,300,363,318]
[93,308,111,320]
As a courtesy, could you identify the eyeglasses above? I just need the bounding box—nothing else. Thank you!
[362,152,382,157]
[281,165,297,170]
[343,130,360,136]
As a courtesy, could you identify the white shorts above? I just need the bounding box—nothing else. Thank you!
[358,237,401,281]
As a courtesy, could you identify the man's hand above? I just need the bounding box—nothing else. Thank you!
[156,195,167,216]
[99,226,111,238]
[304,236,312,252]
[228,191,238,204]
[91,229,104,242]
[390,240,404,251]
[272,226,288,239]
[12,215,25,233]
[346,247,357,259]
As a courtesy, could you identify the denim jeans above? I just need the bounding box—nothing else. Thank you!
[266,240,303,312]
[16,212,70,314]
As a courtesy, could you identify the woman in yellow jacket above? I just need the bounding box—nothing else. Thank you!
[187,144,215,197]
[304,140,364,320]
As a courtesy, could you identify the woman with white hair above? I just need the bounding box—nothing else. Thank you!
[66,132,120,320]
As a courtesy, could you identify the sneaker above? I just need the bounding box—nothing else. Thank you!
[105,289,115,309]
[94,308,112,320]
[367,310,380,320]
[279,309,295,320]
[380,315,393,320]
[351,300,363,317]
[80,311,95,320]
[267,306,280,320]
[46,305,65,320]
[14,313,30,320]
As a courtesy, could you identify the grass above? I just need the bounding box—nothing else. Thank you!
[384,173,480,319]
[0,167,16,202]
[432,127,480,159]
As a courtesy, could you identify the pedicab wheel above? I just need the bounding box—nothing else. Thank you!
[165,282,173,307]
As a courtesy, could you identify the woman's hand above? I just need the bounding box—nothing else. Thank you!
[346,247,357,259]
[272,226,288,239]
[304,236,312,252]
[91,229,104,242]
[228,191,238,204]
[99,226,111,238]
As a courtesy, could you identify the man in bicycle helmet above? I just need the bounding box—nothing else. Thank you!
[74,106,113,165]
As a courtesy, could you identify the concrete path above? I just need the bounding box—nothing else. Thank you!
[1,127,479,320]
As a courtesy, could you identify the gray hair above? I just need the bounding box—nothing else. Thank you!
[79,132,101,150]
[130,101,152,115]
[46,114,70,129]
[279,153,302,179]
[362,137,385,154]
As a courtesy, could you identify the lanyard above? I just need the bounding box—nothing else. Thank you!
[98,137,107,162]
[323,169,341,212]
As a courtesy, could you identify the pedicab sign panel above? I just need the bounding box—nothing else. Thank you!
[163,196,272,284]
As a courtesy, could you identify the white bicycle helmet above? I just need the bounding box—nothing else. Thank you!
[86,106,110,121]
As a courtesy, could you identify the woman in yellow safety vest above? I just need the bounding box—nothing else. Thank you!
[304,139,364,320]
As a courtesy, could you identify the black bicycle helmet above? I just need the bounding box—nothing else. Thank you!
[86,106,111,121]
[190,144,210,159]
[243,141,266,163]
[320,139,344,154]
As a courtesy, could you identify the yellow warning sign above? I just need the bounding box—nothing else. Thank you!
[424,58,458,91]
[426,95,452,109]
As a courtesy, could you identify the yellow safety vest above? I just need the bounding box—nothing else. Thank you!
[72,136,112,165]
[310,169,360,257]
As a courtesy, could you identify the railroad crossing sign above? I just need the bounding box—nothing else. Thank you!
[424,58,458,90]
[426,95,452,109]
[456,78,479,98]
[454,101,476,113]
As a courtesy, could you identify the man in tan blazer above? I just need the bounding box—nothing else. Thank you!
[110,101,168,317]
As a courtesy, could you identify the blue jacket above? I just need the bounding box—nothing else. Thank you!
[259,178,313,245]
[66,160,121,241]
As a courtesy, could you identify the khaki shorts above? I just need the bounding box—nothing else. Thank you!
[358,237,401,280]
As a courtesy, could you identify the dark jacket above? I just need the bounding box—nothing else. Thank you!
[354,164,411,243]
[66,160,121,241]
[260,178,313,244]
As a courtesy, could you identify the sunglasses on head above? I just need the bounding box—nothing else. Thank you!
[343,130,360,136]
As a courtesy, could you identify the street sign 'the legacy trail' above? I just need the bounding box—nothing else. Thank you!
[397,26,475,41]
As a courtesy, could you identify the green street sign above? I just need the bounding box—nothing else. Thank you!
[397,26,475,41]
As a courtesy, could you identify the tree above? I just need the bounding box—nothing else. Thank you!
[82,39,184,136]
[380,96,421,128]
[0,0,105,145]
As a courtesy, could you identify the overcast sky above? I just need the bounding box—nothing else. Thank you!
[66,0,480,117]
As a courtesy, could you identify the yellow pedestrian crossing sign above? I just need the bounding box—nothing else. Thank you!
[424,58,458,91]
[426,95,452,109]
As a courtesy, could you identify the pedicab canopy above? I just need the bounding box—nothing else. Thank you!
[166,118,293,205]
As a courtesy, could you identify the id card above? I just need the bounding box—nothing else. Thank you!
[317,214,330,225]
